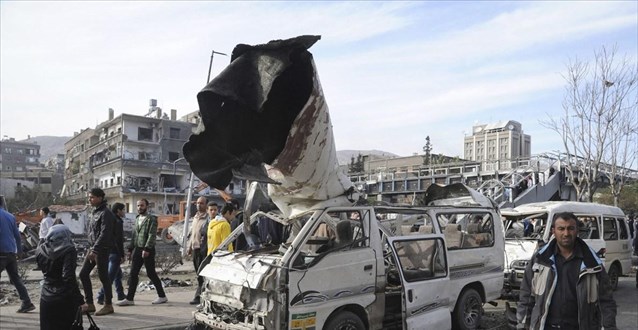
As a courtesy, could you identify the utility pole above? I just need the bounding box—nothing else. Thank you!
[207,50,228,84]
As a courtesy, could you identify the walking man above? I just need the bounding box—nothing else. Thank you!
[517,212,617,330]
[96,202,126,304]
[187,197,211,305]
[38,207,54,245]
[0,195,35,313]
[117,199,168,306]
[79,188,116,316]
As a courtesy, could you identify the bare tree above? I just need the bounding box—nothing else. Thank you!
[542,45,638,203]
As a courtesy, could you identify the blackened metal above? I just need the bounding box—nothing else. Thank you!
[183,35,321,189]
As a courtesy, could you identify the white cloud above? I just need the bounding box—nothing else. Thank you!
[1,1,636,158]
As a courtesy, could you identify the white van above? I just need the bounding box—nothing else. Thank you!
[192,185,504,330]
[500,201,631,292]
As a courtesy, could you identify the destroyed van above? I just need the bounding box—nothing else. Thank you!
[192,184,504,330]
[500,201,631,293]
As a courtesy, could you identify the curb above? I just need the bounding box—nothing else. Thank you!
[133,322,191,330]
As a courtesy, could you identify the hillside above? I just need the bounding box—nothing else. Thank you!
[22,136,70,162]
[337,150,398,165]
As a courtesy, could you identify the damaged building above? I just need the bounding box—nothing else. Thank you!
[62,101,245,214]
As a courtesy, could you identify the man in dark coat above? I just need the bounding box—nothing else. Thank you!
[79,187,116,315]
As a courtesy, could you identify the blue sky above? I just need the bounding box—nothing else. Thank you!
[1,1,636,157]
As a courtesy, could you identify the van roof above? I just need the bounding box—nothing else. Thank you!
[501,201,624,217]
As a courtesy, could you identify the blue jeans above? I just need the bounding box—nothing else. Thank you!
[97,253,125,302]
[0,252,32,306]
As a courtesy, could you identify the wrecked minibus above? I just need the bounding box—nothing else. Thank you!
[179,35,503,330]
[500,201,631,294]
[193,184,504,330]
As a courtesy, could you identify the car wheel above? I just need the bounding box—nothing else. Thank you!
[324,311,365,330]
[608,264,620,291]
[453,288,483,330]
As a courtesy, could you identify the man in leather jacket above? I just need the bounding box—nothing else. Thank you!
[79,187,116,316]
[517,212,617,330]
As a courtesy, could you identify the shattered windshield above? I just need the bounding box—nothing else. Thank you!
[502,213,547,239]
[225,210,315,254]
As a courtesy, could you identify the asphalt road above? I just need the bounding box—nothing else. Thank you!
[615,274,638,330]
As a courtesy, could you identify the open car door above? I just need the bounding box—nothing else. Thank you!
[387,234,452,330]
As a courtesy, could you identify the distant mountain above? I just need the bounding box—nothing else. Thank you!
[22,136,70,162]
[17,137,398,168]
[337,150,399,165]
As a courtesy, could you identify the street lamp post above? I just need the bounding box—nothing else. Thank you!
[206,50,228,84]
[171,157,194,257]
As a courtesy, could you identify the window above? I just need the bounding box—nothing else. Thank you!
[376,210,433,236]
[17,149,24,154]
[117,177,122,185]
[578,216,600,239]
[139,152,153,160]
[294,210,367,268]
[617,218,628,239]
[169,127,180,139]
[436,212,495,249]
[3,148,11,154]
[138,127,153,141]
[603,217,618,240]
[15,166,23,171]
[393,238,447,282]
[168,152,179,162]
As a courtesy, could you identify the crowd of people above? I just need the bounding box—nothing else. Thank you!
[2,189,637,329]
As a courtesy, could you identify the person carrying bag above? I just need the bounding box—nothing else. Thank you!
[71,306,100,330]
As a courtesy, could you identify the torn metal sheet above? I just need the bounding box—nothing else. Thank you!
[183,35,355,218]
[424,183,497,208]
[199,253,278,309]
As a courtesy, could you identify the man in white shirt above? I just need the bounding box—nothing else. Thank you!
[38,207,54,245]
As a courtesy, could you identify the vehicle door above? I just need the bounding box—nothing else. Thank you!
[388,235,451,330]
[286,209,377,330]
[576,214,605,258]
[602,216,631,269]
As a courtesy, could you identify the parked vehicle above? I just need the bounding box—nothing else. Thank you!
[193,184,504,330]
[500,201,631,293]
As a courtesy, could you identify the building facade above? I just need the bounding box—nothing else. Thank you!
[463,120,531,171]
[0,137,60,197]
[63,107,245,214]
[1,138,41,171]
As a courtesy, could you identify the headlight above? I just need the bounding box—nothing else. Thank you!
[510,259,529,269]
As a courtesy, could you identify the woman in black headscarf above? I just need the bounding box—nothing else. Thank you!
[36,224,88,330]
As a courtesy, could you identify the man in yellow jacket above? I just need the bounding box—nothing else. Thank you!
[207,203,236,255]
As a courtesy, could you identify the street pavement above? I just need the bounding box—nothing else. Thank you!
[0,288,195,330]
[1,262,196,330]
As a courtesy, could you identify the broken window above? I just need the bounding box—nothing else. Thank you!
[138,127,153,141]
[436,212,495,249]
[138,152,154,161]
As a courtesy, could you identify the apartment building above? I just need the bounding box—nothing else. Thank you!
[1,138,41,171]
[0,137,60,197]
[463,120,531,170]
[63,106,244,214]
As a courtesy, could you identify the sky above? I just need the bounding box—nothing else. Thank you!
[1,1,637,158]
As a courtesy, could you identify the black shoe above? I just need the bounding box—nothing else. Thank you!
[16,303,36,313]
[189,298,200,305]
